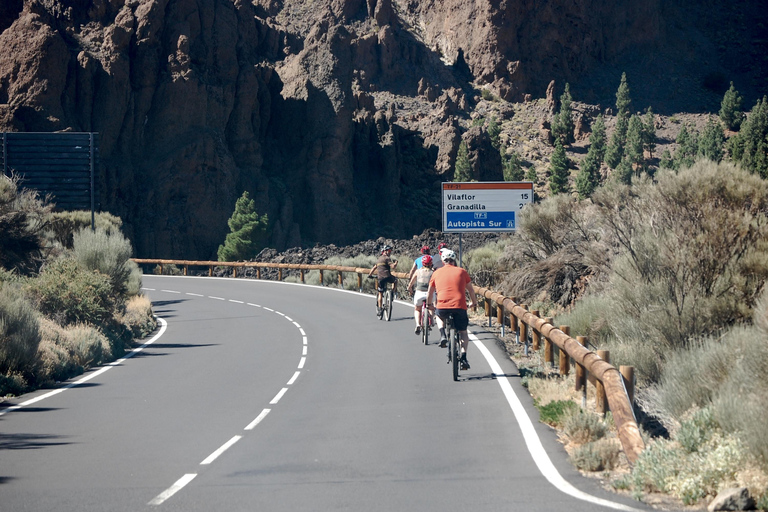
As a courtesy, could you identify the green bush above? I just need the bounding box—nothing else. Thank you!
[72,227,141,297]
[0,284,41,375]
[27,258,115,326]
[464,240,509,288]
[65,324,111,368]
[677,408,718,454]
[536,399,578,427]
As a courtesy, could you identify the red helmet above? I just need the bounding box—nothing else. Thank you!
[422,255,433,267]
[437,242,447,250]
[420,245,430,254]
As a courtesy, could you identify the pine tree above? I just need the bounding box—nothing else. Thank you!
[548,138,570,195]
[453,140,473,182]
[719,82,744,131]
[613,157,633,185]
[625,115,646,176]
[589,115,607,163]
[575,151,601,199]
[729,96,768,178]
[525,165,537,182]
[502,147,525,181]
[642,107,657,159]
[615,72,632,119]
[487,116,501,150]
[551,83,575,145]
[698,117,725,162]
[217,191,269,262]
[659,149,674,170]
[605,115,628,169]
[673,124,699,170]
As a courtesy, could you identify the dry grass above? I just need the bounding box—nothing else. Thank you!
[118,295,157,338]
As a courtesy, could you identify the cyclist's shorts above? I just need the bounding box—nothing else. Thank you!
[436,308,469,331]
[413,290,428,306]
[377,275,397,292]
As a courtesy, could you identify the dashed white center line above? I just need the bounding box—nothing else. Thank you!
[270,388,289,404]
[209,296,225,300]
[186,293,204,297]
[229,299,244,304]
[298,357,306,369]
[287,371,300,385]
[161,289,180,294]
[149,473,197,506]
[200,435,242,465]
[245,408,271,430]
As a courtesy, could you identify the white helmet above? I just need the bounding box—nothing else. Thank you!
[441,249,456,262]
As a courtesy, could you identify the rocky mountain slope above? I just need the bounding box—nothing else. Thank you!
[1,0,766,260]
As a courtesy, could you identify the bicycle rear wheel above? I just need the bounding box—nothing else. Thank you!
[421,306,429,345]
[450,329,459,381]
[384,289,393,321]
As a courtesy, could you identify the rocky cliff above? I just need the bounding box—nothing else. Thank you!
[1,0,765,259]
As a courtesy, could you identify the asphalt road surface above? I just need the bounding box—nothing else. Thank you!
[0,275,654,512]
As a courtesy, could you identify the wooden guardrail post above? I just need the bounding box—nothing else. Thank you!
[575,336,588,409]
[558,325,570,376]
[520,304,529,353]
[497,303,505,336]
[278,268,283,281]
[319,270,324,285]
[184,265,188,276]
[511,298,519,341]
[620,365,635,408]
[233,266,237,278]
[338,271,343,287]
[208,266,213,277]
[485,298,492,326]
[531,310,540,350]
[543,317,553,366]
[357,273,362,291]
[596,350,609,415]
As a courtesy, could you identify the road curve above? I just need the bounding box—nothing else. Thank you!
[0,275,653,512]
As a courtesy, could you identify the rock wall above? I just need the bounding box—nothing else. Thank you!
[0,0,669,259]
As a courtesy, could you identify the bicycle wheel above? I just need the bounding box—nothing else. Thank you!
[384,289,393,321]
[421,306,429,345]
[450,329,459,381]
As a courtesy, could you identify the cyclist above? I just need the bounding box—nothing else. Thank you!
[433,242,448,270]
[408,245,432,280]
[407,254,434,335]
[368,245,398,315]
[427,249,477,370]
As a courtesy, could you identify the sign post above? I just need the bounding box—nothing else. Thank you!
[442,181,534,264]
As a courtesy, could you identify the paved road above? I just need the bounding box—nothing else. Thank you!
[0,275,652,511]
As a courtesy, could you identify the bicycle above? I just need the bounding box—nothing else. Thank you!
[369,276,394,321]
[419,301,433,345]
[443,313,460,381]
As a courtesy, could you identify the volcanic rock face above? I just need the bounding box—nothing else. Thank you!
[0,0,685,258]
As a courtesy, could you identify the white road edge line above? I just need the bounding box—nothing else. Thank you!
[148,473,197,506]
[470,333,645,512]
[0,318,169,418]
[245,408,271,430]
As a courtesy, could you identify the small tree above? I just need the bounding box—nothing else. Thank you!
[613,156,633,185]
[625,115,646,176]
[575,151,601,199]
[615,72,632,119]
[549,139,570,195]
[659,149,674,170]
[719,82,744,131]
[217,191,269,262]
[605,115,628,169]
[673,124,699,171]
[589,115,608,164]
[502,147,525,181]
[642,107,657,159]
[487,117,501,150]
[551,83,575,145]
[728,96,768,178]
[698,117,725,163]
[453,140,473,182]
[525,165,538,182]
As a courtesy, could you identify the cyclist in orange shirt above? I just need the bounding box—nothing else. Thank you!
[427,249,477,370]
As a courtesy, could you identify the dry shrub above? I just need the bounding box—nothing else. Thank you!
[45,211,123,249]
[564,410,609,444]
[0,284,40,375]
[526,373,580,407]
[118,295,157,338]
[36,318,82,385]
[572,438,622,471]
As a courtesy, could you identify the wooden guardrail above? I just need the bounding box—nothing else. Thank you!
[132,258,644,463]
